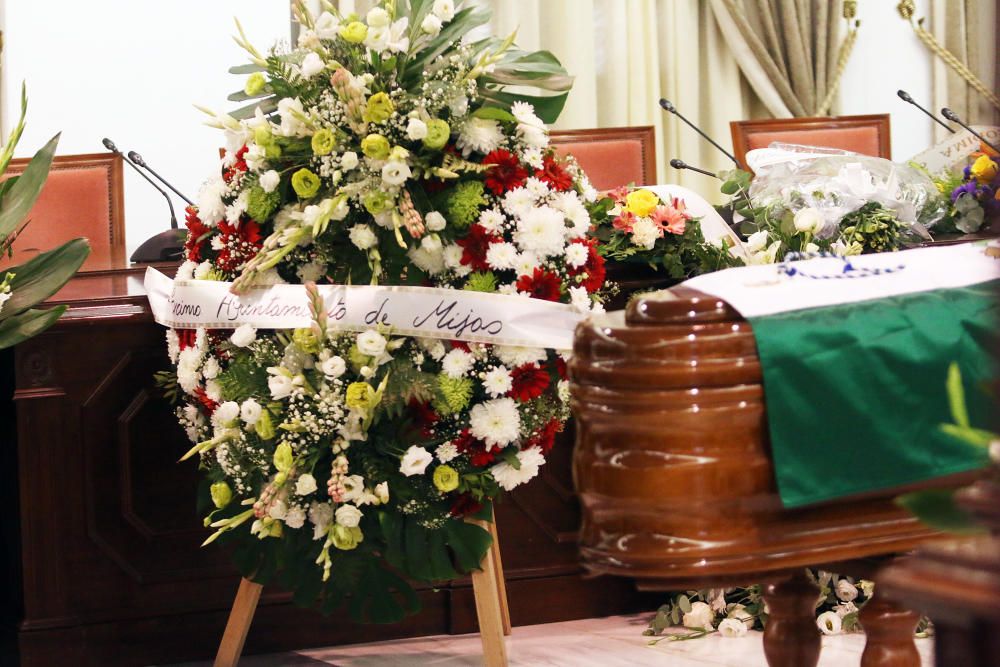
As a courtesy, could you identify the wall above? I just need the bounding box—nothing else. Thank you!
[0,0,291,257]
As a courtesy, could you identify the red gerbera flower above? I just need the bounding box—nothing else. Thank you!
[193,386,218,415]
[408,399,439,437]
[184,206,211,262]
[554,356,568,380]
[456,224,501,272]
[177,329,198,350]
[483,149,528,195]
[449,492,484,517]
[525,418,562,454]
[536,155,573,192]
[567,239,606,293]
[509,363,551,402]
[223,145,249,183]
[454,428,497,466]
[516,267,562,301]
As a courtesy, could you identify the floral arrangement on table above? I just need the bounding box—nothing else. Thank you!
[159,0,610,622]
[591,186,741,278]
[643,569,931,641]
[926,148,999,235]
[0,85,90,349]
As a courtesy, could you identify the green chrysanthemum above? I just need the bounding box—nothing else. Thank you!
[446,181,486,229]
[246,185,281,222]
[463,271,497,293]
[436,374,473,414]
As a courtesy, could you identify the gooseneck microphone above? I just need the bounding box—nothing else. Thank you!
[941,108,1000,154]
[896,90,954,134]
[669,158,720,179]
[659,98,740,167]
[103,138,186,262]
[127,150,194,206]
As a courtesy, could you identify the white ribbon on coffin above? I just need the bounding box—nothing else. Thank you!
[144,268,585,350]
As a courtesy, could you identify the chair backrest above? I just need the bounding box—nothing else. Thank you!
[550,126,657,191]
[2,152,125,271]
[730,114,891,169]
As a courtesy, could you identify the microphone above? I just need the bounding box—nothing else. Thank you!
[127,150,194,206]
[103,138,186,263]
[659,98,740,167]
[941,108,1000,154]
[896,90,954,134]
[669,158,721,179]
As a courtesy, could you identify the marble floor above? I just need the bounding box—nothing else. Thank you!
[174,613,934,666]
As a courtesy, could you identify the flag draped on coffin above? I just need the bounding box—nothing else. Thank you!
[683,243,999,508]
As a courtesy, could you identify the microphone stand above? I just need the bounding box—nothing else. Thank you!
[659,98,741,167]
[897,90,954,134]
[941,108,1000,154]
[127,150,194,206]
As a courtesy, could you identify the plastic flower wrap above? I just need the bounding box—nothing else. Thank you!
[161,0,608,622]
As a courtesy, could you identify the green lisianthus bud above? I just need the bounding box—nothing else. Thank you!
[273,442,294,473]
[432,465,460,493]
[339,21,368,44]
[363,92,395,123]
[255,409,276,440]
[422,119,451,150]
[363,190,391,215]
[331,524,363,550]
[210,481,233,509]
[291,168,322,199]
[293,327,321,354]
[244,72,266,96]
[311,128,336,156]
[345,382,376,411]
[361,133,390,160]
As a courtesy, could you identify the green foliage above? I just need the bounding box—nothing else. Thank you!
[216,352,271,402]
[896,489,985,536]
[838,202,904,253]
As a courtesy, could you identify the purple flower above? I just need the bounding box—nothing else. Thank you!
[951,181,979,202]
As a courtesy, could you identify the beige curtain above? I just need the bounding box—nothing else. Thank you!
[472,0,765,195]
[708,0,848,118]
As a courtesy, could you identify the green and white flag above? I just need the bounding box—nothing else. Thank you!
[682,242,1000,507]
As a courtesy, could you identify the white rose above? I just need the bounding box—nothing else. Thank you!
[421,13,442,35]
[230,324,257,348]
[295,473,318,496]
[717,617,748,638]
[335,503,363,528]
[321,355,346,379]
[356,330,387,357]
[681,601,715,630]
[349,224,378,250]
[382,161,412,186]
[835,578,858,602]
[400,445,433,476]
[816,610,842,635]
[374,481,390,504]
[425,211,446,232]
[432,0,455,21]
[406,117,429,141]
[793,207,824,234]
[259,170,280,193]
[300,51,326,79]
[268,374,295,400]
[240,398,262,425]
[341,151,359,170]
[366,7,390,27]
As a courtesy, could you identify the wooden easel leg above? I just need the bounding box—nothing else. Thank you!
[214,577,263,667]
[469,518,510,667]
[859,591,921,667]
[486,519,512,636]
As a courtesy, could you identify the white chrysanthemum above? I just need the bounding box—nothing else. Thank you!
[225,190,249,225]
[456,118,503,156]
[400,446,433,476]
[517,123,549,150]
[486,242,518,271]
[551,191,590,238]
[495,345,547,367]
[502,187,536,217]
[175,260,196,281]
[513,251,539,278]
[521,147,544,169]
[349,224,378,250]
[297,259,325,282]
[565,243,588,268]
[436,441,459,463]
[442,348,475,378]
[511,101,544,129]
[482,365,513,397]
[166,330,180,363]
[515,206,565,258]
[202,356,220,380]
[491,446,545,491]
[408,245,445,275]
[524,176,550,199]
[381,160,411,186]
[497,282,519,295]
[196,176,227,226]
[630,216,660,250]
[421,234,442,253]
[443,244,471,276]
[478,208,506,234]
[568,285,594,313]
[469,397,521,449]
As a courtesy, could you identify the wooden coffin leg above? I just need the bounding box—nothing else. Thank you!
[859,592,921,667]
[762,570,822,667]
[214,578,263,667]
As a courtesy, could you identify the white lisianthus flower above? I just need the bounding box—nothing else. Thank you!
[565,243,588,268]
[436,442,459,463]
[268,373,295,400]
[400,445,433,476]
[816,611,842,635]
[366,6,390,27]
[630,217,660,250]
[340,474,367,503]
[513,251,539,278]
[469,398,521,449]
[717,618,748,638]
[486,242,518,270]
[746,241,781,266]
[793,207,824,234]
[482,365,513,397]
[382,161,412,186]
[442,348,475,378]
[309,501,334,540]
[805,242,820,254]
[349,224,378,250]
[515,206,566,258]
[745,229,770,253]
[421,13,442,35]
[424,210,446,232]
[456,118,504,156]
[296,473,318,496]
[406,117,429,141]
[341,151,359,170]
[300,51,326,79]
[321,355,346,379]
[421,234,442,253]
[432,0,456,21]
[284,507,306,529]
[240,398,263,425]
[374,481,390,504]
[835,578,859,602]
[356,330,387,357]
[335,503,363,528]
[313,11,339,39]
[259,170,280,193]
[213,401,240,428]
[682,601,715,629]
[478,208,506,234]
[490,446,544,491]
[836,601,859,618]
[230,323,257,347]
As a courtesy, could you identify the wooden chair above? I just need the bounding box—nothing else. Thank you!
[730,114,892,170]
[550,125,657,191]
[2,152,125,271]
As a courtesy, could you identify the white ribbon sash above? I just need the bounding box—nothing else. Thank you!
[144,268,584,350]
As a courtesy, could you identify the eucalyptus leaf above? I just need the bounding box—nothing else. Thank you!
[229,63,267,75]
[2,238,90,317]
